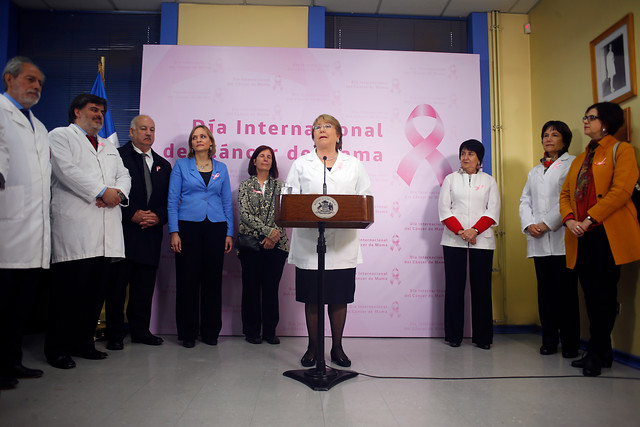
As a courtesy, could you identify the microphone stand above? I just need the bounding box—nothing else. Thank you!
[323,156,327,195]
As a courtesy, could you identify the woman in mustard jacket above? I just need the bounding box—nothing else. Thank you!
[559,102,640,377]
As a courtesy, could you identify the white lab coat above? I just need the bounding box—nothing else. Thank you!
[438,169,500,250]
[519,152,575,257]
[49,124,131,263]
[0,95,51,269]
[285,151,372,270]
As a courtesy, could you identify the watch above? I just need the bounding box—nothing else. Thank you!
[117,191,126,203]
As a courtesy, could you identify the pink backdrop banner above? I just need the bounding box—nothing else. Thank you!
[141,45,481,337]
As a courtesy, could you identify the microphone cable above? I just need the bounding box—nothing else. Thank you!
[349,370,640,381]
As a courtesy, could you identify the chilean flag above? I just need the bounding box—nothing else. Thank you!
[90,72,119,147]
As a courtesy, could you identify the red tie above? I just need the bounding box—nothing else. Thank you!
[87,135,98,151]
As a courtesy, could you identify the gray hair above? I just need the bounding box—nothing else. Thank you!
[2,56,44,91]
[130,114,152,129]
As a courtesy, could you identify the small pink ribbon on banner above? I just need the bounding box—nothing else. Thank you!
[397,104,452,186]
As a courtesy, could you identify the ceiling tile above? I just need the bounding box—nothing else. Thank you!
[247,0,312,5]
[443,0,515,17]
[316,0,380,14]
[378,0,450,17]
[111,0,163,12]
[510,0,540,14]
[10,0,539,15]
[42,0,116,11]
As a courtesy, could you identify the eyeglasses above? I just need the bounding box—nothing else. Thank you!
[582,115,599,122]
[312,123,333,131]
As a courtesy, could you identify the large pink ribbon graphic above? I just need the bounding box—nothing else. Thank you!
[397,104,452,186]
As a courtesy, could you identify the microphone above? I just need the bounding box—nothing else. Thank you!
[323,156,327,195]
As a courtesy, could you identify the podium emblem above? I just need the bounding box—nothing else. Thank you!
[312,196,339,219]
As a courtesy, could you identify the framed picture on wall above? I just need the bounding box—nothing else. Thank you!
[590,13,637,104]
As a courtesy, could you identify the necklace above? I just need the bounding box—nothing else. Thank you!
[317,151,338,162]
[197,161,210,171]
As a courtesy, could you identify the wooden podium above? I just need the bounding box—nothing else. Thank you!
[276,194,374,391]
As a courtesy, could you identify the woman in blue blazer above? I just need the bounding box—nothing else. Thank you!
[168,125,233,348]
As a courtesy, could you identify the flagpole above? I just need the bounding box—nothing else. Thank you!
[90,56,118,147]
[95,55,109,340]
[99,56,105,84]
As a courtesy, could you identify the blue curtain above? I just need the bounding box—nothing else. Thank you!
[325,15,467,53]
[17,10,160,137]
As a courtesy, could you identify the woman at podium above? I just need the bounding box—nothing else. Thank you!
[285,114,372,368]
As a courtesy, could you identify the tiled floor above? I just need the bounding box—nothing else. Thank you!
[1,333,639,426]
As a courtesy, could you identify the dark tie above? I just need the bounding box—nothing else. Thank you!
[20,108,33,130]
[142,152,152,203]
[87,135,98,151]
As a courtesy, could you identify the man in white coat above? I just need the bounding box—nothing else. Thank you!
[45,93,130,370]
[0,57,49,390]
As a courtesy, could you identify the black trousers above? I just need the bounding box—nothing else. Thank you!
[575,226,620,357]
[238,248,287,339]
[533,255,580,351]
[443,246,494,345]
[105,259,158,340]
[0,268,43,369]
[45,257,111,359]
[175,220,226,342]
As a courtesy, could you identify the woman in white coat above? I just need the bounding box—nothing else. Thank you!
[438,139,500,349]
[286,113,371,368]
[519,121,579,358]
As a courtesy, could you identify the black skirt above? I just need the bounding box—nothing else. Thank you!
[295,267,356,304]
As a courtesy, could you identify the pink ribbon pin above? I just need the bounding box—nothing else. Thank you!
[397,104,452,186]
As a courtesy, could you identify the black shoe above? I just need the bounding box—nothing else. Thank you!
[3,364,43,379]
[571,355,587,368]
[562,350,579,359]
[447,341,461,348]
[0,377,18,390]
[245,336,262,344]
[73,348,108,360]
[131,334,164,346]
[330,348,352,367]
[476,343,491,350]
[203,337,218,346]
[264,336,280,345]
[106,339,124,351]
[583,356,602,377]
[301,349,316,367]
[572,352,613,368]
[539,345,557,355]
[47,355,76,370]
[183,340,196,348]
